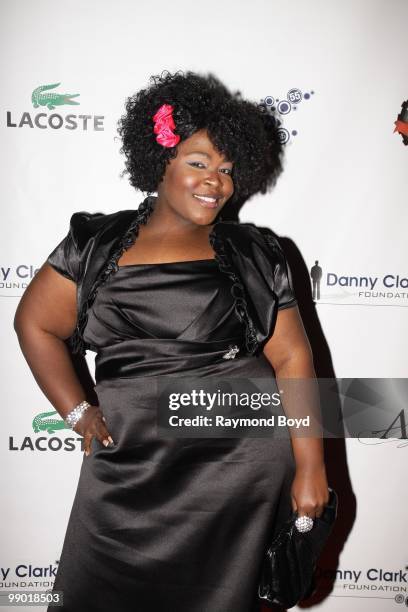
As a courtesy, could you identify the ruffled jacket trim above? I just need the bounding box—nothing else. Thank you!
[69,197,155,355]
[208,227,259,355]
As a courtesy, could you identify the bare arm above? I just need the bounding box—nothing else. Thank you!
[263,305,329,517]
[14,263,86,413]
[14,263,113,453]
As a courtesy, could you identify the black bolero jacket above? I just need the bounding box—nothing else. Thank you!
[46,196,297,356]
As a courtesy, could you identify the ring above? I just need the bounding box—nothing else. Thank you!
[295,515,314,533]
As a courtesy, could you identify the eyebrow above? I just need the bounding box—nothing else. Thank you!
[186,150,233,163]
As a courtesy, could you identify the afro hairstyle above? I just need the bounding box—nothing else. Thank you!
[117,70,284,217]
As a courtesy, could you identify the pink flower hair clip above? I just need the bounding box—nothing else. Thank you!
[152,103,180,148]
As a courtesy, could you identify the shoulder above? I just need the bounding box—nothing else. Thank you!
[213,219,285,256]
[214,219,280,240]
[68,209,136,250]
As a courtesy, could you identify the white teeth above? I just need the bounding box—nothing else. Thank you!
[193,195,217,202]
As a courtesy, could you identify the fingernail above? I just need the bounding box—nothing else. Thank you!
[103,439,109,447]
[108,436,114,445]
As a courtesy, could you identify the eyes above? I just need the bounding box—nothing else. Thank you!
[187,161,233,176]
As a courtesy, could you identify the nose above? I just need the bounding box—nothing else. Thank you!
[203,169,223,188]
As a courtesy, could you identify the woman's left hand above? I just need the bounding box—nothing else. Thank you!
[290,464,330,519]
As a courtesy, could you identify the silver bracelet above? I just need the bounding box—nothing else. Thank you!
[64,400,91,429]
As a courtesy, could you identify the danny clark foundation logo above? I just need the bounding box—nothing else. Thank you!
[0,562,59,589]
[8,409,84,452]
[0,265,39,295]
[310,260,408,306]
[6,82,104,130]
[317,565,408,604]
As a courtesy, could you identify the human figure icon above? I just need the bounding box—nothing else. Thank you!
[310,260,322,300]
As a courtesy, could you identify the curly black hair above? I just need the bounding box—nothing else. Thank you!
[117,70,284,217]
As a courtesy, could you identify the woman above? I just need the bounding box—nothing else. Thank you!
[14,70,329,612]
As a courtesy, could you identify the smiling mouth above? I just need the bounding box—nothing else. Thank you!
[193,194,220,208]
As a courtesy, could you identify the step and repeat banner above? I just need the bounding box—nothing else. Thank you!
[1,0,407,610]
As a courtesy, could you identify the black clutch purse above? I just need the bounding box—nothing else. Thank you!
[258,487,338,609]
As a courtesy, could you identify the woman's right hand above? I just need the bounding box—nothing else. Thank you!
[73,405,114,456]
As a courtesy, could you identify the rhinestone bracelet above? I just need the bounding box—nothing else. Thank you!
[64,400,91,429]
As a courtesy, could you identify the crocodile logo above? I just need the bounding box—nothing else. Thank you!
[31,82,80,110]
[32,410,70,434]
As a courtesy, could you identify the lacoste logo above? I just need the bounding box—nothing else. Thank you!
[32,410,69,434]
[31,82,80,110]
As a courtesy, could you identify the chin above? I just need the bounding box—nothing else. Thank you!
[188,209,220,226]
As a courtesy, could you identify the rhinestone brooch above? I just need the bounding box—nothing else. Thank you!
[294,515,314,533]
[222,345,240,360]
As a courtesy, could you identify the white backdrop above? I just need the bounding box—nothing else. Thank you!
[1,0,407,610]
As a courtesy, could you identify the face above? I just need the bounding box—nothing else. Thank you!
[156,129,234,226]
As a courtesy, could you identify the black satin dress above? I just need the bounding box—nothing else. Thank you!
[48,257,296,612]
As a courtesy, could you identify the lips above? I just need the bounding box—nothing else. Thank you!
[193,194,221,209]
